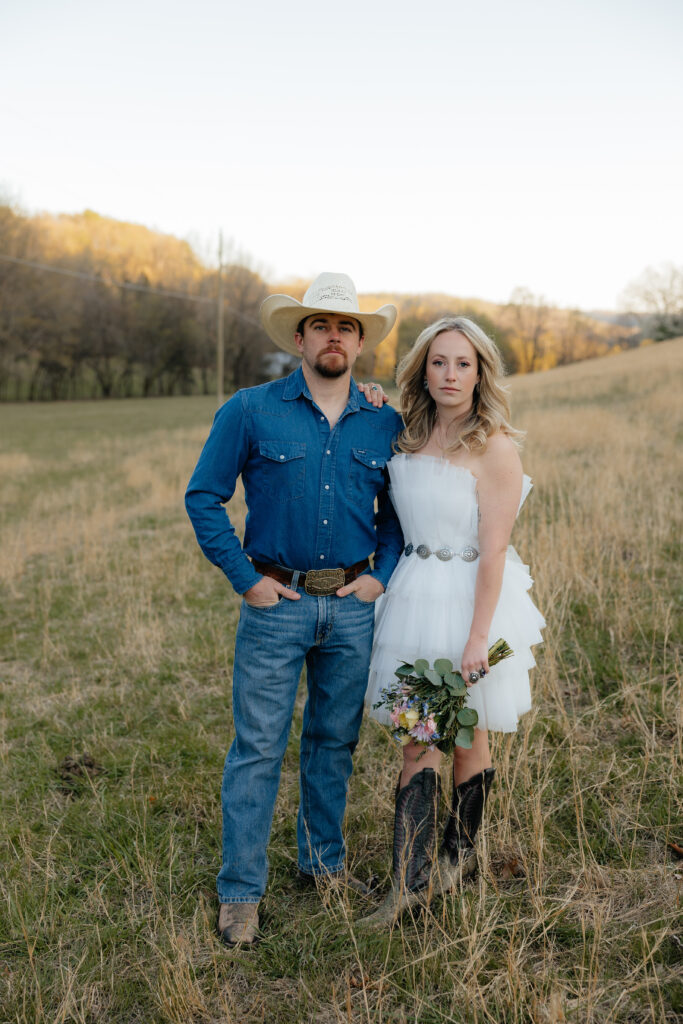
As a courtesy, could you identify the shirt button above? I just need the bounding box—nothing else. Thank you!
[320,415,324,421]
[371,460,377,466]
[279,455,285,460]
[324,484,330,490]
[323,519,328,525]
[319,554,325,560]
[326,450,331,455]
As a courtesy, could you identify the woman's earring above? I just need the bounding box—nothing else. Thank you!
[423,378,429,390]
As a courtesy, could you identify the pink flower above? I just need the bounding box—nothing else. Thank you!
[409,716,438,744]
[390,700,410,727]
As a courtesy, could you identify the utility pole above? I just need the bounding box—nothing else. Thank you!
[217,231,224,407]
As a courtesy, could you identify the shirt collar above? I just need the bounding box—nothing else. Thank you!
[282,366,376,413]
[282,364,307,400]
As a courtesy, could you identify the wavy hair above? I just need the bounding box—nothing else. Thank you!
[396,316,523,454]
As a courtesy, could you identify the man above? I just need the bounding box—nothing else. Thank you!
[185,272,403,946]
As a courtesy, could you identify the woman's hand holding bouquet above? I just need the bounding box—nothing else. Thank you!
[374,638,513,754]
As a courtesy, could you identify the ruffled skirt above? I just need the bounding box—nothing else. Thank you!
[366,548,545,733]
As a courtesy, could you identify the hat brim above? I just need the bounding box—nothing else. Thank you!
[260,295,397,356]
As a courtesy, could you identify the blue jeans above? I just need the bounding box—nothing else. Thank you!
[217,591,375,904]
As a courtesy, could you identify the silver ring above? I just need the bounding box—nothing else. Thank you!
[480,667,487,677]
[371,385,378,391]
[468,671,480,683]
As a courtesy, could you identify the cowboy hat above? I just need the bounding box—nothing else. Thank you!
[260,272,397,356]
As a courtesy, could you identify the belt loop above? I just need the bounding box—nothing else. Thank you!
[290,569,301,591]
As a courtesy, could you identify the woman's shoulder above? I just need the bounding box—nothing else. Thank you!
[482,430,521,462]
[477,432,523,484]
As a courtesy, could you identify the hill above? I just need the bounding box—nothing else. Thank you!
[1,201,644,400]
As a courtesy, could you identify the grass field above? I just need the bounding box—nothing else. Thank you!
[1,339,681,1023]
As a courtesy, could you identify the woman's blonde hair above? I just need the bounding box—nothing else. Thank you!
[396,316,523,454]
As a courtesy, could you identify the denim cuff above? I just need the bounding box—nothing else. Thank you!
[224,563,262,595]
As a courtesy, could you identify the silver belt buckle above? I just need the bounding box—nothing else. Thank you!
[304,567,345,596]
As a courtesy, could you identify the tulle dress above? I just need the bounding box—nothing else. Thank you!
[366,453,545,732]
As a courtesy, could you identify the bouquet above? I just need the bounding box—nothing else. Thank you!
[374,638,514,754]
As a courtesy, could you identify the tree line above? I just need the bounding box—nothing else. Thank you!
[0,205,273,401]
[0,201,677,401]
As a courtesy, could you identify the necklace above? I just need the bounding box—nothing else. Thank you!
[433,415,460,453]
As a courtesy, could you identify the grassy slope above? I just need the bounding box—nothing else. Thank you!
[0,340,681,1023]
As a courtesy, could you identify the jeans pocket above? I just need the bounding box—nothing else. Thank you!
[347,592,377,607]
[243,596,282,610]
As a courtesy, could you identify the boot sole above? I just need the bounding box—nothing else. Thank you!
[356,854,478,931]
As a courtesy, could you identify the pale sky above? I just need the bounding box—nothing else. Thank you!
[1,0,681,310]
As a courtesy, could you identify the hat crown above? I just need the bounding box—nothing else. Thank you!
[302,273,360,314]
[259,271,397,356]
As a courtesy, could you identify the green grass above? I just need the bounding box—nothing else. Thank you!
[1,341,682,1022]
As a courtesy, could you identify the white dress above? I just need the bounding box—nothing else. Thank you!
[366,453,545,733]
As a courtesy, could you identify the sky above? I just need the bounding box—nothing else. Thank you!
[1,0,682,310]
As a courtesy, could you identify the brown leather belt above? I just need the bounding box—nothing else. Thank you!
[252,559,370,596]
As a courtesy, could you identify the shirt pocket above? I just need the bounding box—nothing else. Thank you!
[257,440,306,503]
[347,448,388,509]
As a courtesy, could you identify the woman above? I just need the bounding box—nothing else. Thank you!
[359,316,544,927]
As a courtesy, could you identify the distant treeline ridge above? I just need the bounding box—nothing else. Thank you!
[0,202,668,402]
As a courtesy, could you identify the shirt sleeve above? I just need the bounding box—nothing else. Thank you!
[370,413,404,588]
[184,393,262,594]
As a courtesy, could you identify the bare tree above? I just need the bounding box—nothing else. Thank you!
[502,288,550,373]
[620,263,683,341]
[221,264,271,388]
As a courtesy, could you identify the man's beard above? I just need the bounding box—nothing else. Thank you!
[314,350,348,378]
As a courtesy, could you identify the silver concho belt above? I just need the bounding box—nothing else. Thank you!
[403,542,479,562]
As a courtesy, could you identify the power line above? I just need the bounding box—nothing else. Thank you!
[0,251,212,303]
[0,251,263,328]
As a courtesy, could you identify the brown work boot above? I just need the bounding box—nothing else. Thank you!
[216,902,260,947]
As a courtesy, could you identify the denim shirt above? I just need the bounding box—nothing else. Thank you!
[185,366,404,594]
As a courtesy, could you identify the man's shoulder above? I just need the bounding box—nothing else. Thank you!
[357,397,402,429]
[230,371,296,407]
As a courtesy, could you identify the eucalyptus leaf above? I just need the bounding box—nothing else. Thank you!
[445,675,467,695]
[394,664,415,678]
[413,659,429,676]
[423,669,443,687]
[454,726,474,749]
[457,707,479,727]
[433,658,453,676]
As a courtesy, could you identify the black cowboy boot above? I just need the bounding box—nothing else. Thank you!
[440,767,495,882]
[358,768,440,928]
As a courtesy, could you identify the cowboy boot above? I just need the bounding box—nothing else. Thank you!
[439,767,495,885]
[358,767,440,929]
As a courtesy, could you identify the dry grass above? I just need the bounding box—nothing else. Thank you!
[0,339,681,1023]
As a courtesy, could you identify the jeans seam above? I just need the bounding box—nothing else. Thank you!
[300,661,316,869]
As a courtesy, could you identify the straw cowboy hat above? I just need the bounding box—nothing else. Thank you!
[260,272,397,356]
